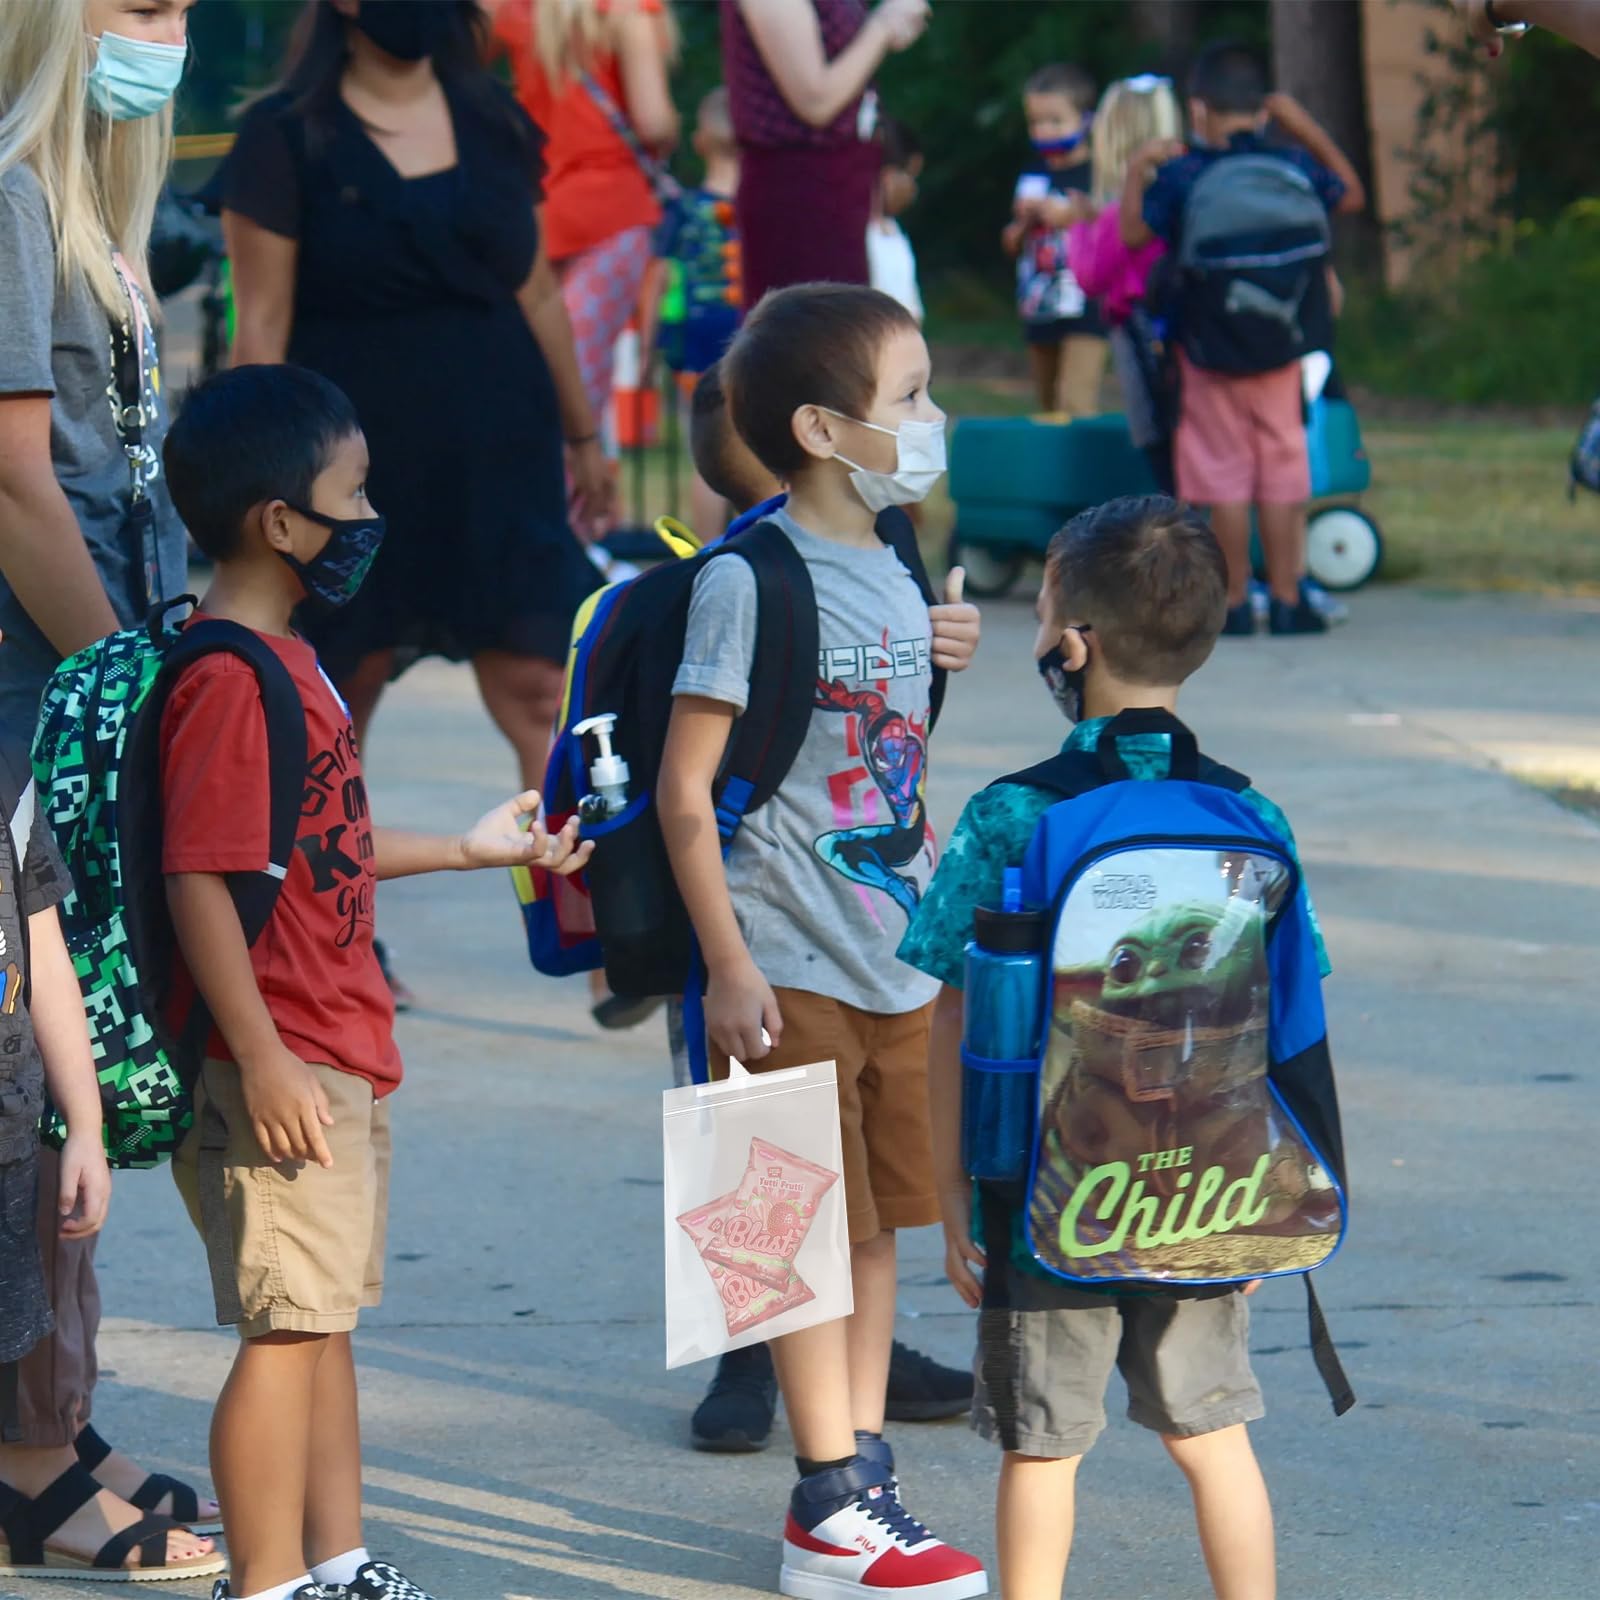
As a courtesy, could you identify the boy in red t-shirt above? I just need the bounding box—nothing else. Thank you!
[159,365,591,1600]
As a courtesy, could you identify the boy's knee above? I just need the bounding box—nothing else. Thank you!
[1160,1420,1254,1466]
[1003,1450,1081,1470]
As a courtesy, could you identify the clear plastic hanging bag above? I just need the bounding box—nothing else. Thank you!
[663,1057,853,1370]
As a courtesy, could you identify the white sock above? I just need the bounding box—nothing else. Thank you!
[238,1578,316,1600]
[310,1548,371,1589]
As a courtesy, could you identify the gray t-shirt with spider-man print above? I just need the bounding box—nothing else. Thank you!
[673,508,940,1015]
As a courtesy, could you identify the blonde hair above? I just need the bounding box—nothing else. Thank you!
[0,0,172,318]
[1091,75,1182,205]
[531,0,679,88]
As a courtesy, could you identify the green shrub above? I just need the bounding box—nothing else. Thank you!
[1341,203,1600,407]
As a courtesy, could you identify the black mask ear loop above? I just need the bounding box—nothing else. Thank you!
[1037,624,1092,722]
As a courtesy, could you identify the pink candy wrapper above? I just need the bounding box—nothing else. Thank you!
[675,1139,841,1331]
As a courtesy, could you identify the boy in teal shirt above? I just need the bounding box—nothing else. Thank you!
[899,493,1329,1600]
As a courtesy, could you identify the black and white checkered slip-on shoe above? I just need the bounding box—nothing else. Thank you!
[323,1561,440,1600]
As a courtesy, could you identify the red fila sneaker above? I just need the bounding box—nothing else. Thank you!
[780,1459,988,1600]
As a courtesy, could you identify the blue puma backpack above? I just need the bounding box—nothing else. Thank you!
[994,710,1353,1413]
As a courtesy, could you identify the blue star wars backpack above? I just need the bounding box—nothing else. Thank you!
[974,710,1353,1412]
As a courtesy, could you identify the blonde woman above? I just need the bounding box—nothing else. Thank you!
[490,0,679,442]
[0,0,221,1579]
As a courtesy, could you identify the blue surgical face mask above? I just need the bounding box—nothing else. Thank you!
[86,30,187,122]
[1032,117,1091,159]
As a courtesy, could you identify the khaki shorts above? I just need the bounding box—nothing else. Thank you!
[973,1291,1264,1458]
[712,989,938,1243]
[172,1060,390,1339]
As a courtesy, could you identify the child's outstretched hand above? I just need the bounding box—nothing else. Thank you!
[458,790,595,877]
[930,567,981,672]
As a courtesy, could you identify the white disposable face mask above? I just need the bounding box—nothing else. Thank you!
[822,410,948,513]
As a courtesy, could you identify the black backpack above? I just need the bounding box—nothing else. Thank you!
[1176,151,1332,376]
[518,509,945,1002]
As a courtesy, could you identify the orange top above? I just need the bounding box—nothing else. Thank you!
[492,0,663,263]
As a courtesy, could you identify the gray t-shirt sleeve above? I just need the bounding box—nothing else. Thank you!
[673,556,758,712]
[22,811,68,919]
[0,173,58,398]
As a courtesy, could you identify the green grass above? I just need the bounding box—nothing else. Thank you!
[620,374,1600,594]
[1361,419,1600,593]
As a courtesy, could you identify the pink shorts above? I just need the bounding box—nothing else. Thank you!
[1175,354,1310,506]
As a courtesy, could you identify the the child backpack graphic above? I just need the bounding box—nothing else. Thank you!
[30,599,305,1168]
[973,709,1353,1412]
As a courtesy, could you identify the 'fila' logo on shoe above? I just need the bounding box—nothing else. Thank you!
[781,1465,988,1600]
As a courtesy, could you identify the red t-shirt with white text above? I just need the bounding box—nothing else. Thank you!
[159,623,400,1094]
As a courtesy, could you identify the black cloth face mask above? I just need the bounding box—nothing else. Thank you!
[352,0,456,63]
[1037,629,1090,722]
[281,505,387,611]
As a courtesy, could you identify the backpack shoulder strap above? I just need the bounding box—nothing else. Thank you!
[711,519,818,829]
[153,621,307,946]
[1196,755,1252,793]
[995,738,1251,802]
[994,748,1105,799]
[875,507,948,733]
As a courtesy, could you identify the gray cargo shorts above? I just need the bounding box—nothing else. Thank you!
[973,1290,1264,1458]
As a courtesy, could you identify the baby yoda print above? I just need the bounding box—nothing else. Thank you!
[1029,848,1339,1283]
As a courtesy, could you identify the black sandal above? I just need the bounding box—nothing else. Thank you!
[0,1463,226,1582]
[74,1426,223,1535]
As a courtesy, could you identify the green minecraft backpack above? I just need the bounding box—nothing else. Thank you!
[30,599,305,1168]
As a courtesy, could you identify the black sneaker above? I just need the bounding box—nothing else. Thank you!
[373,939,416,1012]
[592,991,666,1031]
[884,1340,973,1422]
[1222,600,1256,637]
[322,1562,439,1600]
[1268,596,1330,636]
[691,1341,778,1451]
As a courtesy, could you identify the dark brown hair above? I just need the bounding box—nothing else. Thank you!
[1188,41,1268,115]
[1025,63,1097,114]
[722,284,919,480]
[1046,496,1228,684]
[265,1,531,160]
[689,364,769,509]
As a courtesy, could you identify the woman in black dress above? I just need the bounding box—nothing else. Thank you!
[225,0,612,795]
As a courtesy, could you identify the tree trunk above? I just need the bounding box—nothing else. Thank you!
[1270,0,1382,271]
[1128,0,1201,74]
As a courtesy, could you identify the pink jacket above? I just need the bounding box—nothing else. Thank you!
[1068,206,1166,327]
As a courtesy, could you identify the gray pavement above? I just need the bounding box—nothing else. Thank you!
[9,585,1599,1600]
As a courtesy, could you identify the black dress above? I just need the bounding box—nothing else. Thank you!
[224,85,599,677]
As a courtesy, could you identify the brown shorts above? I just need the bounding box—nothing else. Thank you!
[172,1059,390,1339]
[712,989,938,1243]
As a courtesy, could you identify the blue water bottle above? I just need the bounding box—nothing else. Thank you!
[962,868,1047,1182]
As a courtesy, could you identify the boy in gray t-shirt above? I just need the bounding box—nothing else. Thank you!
[660,286,988,1600]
